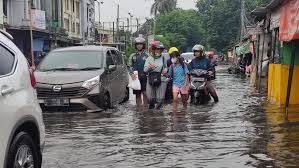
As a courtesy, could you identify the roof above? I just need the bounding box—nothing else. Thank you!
[251,7,267,17]
[251,0,284,17]
[52,45,114,52]
[266,0,284,10]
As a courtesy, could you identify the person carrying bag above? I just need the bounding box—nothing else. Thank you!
[144,42,168,109]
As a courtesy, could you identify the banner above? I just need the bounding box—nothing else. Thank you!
[279,0,299,42]
[31,9,46,30]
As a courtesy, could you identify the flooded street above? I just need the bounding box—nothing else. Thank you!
[42,65,299,168]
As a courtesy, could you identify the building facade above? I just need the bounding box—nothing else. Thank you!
[81,0,95,45]
[2,0,96,64]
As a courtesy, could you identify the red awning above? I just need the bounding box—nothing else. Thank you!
[279,0,299,42]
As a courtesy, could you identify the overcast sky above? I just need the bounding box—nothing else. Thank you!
[95,0,197,25]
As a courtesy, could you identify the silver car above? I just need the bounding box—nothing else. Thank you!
[35,46,129,112]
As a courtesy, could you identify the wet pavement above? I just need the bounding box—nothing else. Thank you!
[42,65,299,168]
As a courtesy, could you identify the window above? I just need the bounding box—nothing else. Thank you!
[3,0,7,16]
[65,0,69,11]
[72,0,75,12]
[106,51,115,66]
[72,22,75,33]
[76,23,80,35]
[75,2,80,18]
[111,50,123,65]
[0,45,15,76]
[64,19,69,31]
[37,51,103,71]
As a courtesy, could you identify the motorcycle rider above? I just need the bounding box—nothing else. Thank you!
[207,52,217,79]
[128,35,150,107]
[189,44,219,103]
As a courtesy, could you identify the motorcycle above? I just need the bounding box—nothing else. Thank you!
[189,69,212,105]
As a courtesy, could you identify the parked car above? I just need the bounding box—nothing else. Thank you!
[0,30,45,168]
[35,46,129,112]
[181,52,195,64]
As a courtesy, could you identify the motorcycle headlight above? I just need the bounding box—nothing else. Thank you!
[82,76,100,89]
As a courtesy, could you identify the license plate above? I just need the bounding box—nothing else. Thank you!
[44,99,70,106]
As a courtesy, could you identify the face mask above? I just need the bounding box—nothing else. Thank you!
[171,58,178,64]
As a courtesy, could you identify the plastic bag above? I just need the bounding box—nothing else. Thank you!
[128,73,141,90]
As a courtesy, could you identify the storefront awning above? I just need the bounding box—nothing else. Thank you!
[235,41,250,56]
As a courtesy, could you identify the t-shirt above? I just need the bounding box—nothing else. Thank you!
[190,57,211,70]
[168,63,189,87]
[144,55,168,82]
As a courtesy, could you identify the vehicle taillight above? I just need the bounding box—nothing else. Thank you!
[29,69,36,88]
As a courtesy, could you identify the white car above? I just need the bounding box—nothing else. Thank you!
[0,30,45,168]
[181,52,195,64]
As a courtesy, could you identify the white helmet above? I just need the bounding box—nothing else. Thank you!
[192,44,204,52]
[135,34,145,44]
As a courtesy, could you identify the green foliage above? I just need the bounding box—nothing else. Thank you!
[156,9,205,52]
[124,45,135,65]
[151,0,271,53]
[196,0,271,52]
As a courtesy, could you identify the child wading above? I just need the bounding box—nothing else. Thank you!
[168,48,189,111]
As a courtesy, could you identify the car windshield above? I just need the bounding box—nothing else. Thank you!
[37,51,103,71]
[181,53,195,60]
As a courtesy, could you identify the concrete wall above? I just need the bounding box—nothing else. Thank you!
[6,0,43,28]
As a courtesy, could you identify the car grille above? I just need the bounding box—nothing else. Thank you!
[36,87,89,98]
[40,104,89,112]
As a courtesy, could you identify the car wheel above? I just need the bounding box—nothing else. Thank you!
[121,87,130,103]
[6,131,41,168]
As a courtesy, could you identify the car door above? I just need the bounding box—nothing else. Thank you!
[110,49,125,102]
[0,42,18,164]
[105,50,118,104]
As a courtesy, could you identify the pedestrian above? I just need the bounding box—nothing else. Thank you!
[144,42,168,109]
[189,44,219,103]
[168,50,189,111]
[165,47,179,103]
[128,35,149,107]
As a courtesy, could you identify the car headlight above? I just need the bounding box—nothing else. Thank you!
[82,76,100,89]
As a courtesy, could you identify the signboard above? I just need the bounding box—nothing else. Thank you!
[279,0,299,42]
[31,9,46,30]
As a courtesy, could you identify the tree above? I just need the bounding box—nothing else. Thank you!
[151,0,177,16]
[156,9,205,52]
[196,0,271,52]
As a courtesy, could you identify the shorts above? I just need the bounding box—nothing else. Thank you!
[173,85,189,95]
[133,73,147,95]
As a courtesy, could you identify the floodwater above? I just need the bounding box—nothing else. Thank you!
[42,65,299,168]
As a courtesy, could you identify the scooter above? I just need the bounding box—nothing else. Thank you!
[189,69,212,105]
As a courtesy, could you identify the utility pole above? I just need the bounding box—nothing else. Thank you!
[28,1,35,67]
[116,4,120,43]
[240,0,245,42]
[136,18,139,32]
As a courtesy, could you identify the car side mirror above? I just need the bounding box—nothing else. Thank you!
[108,65,116,71]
